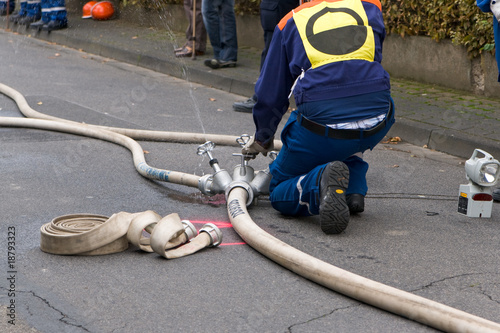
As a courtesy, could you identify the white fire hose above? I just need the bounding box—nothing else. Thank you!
[227,187,500,333]
[1,83,499,332]
[39,211,222,258]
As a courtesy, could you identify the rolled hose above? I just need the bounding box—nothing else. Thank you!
[1,83,499,332]
[40,211,220,258]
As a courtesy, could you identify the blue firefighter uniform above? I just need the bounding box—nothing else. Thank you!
[30,0,67,31]
[477,0,500,82]
[9,0,28,23]
[15,0,41,25]
[250,0,395,217]
[0,0,15,15]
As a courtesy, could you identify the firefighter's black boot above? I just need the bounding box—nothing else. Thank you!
[9,12,25,23]
[18,15,38,25]
[30,19,46,31]
[42,19,67,32]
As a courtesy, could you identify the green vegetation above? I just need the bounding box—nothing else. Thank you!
[382,0,495,59]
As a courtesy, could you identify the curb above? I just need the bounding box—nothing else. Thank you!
[390,118,500,160]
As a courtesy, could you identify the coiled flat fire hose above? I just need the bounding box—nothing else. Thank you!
[1,82,500,332]
[40,211,222,258]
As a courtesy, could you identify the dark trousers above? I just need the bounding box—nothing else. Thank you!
[183,0,207,52]
[269,100,395,216]
[259,0,299,70]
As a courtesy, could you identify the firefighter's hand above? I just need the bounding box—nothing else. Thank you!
[241,136,274,159]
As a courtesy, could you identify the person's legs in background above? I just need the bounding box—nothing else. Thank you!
[24,0,43,27]
[233,0,299,113]
[202,0,221,59]
[176,0,207,57]
[9,0,27,23]
[0,0,15,15]
[202,0,237,69]
[194,0,207,53]
[42,0,67,31]
[217,0,237,62]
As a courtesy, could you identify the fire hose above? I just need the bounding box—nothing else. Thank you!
[1,82,500,332]
[39,211,221,258]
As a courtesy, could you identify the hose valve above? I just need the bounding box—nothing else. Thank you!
[197,141,232,196]
[197,141,221,173]
[236,134,251,147]
[233,134,255,182]
[236,134,256,161]
[232,153,255,183]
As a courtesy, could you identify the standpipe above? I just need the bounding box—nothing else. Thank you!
[1,83,499,332]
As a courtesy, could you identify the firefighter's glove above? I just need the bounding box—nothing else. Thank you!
[492,0,500,21]
[241,136,274,160]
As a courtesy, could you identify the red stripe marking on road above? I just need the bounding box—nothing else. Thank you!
[190,220,246,245]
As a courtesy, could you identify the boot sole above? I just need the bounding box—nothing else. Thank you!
[319,161,350,234]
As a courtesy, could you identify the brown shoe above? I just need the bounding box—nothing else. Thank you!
[175,46,205,57]
[174,43,188,53]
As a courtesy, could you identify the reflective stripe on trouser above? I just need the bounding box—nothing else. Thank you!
[39,0,66,21]
[25,0,41,18]
[48,1,66,21]
[40,7,50,22]
[26,0,41,18]
[269,105,394,217]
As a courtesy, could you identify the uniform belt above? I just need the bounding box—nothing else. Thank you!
[298,104,393,140]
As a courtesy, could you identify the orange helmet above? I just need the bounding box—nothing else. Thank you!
[82,1,97,19]
[91,1,115,20]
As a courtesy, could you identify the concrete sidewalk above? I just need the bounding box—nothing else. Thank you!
[2,13,500,159]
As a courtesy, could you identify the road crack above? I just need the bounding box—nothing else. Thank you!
[410,272,500,305]
[1,286,90,332]
[286,304,360,332]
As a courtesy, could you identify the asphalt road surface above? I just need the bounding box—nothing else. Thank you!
[1,31,499,333]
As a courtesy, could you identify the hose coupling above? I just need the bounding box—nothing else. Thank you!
[226,181,254,207]
[181,220,197,241]
[198,168,233,196]
[199,223,223,247]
